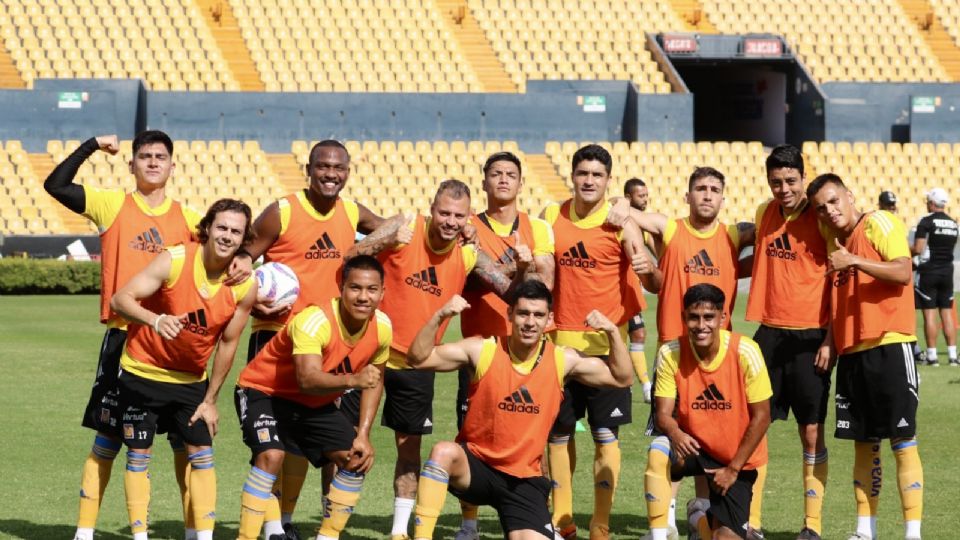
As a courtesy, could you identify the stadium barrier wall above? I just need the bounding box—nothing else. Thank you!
[823,82,960,143]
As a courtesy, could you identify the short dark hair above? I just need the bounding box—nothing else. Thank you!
[688,166,725,191]
[482,151,522,177]
[623,177,646,196]
[308,140,350,165]
[682,283,725,311]
[765,144,804,176]
[571,144,612,174]
[132,130,173,156]
[805,173,846,200]
[509,279,553,309]
[196,198,255,246]
[433,179,471,204]
[341,254,384,283]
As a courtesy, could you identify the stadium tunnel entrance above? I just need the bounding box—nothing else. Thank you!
[653,33,826,148]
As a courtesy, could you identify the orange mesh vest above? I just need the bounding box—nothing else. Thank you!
[256,195,356,328]
[746,202,829,328]
[124,243,238,375]
[657,219,738,342]
[239,300,382,407]
[552,200,642,331]
[98,194,192,324]
[675,333,767,470]
[457,337,563,477]
[378,215,468,353]
[461,212,536,338]
[831,214,916,354]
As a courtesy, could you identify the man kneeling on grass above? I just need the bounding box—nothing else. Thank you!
[405,280,633,539]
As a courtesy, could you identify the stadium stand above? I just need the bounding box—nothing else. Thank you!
[229,0,484,93]
[467,0,677,93]
[701,0,952,82]
[0,141,64,234]
[926,0,960,79]
[0,0,238,90]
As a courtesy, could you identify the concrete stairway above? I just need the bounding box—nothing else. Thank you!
[194,0,265,91]
[434,0,517,92]
[266,154,305,194]
[666,0,718,33]
[0,45,25,88]
[899,0,960,81]
[527,154,569,201]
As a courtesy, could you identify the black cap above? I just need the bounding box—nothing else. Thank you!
[878,191,897,206]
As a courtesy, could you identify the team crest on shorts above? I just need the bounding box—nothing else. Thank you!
[100,408,111,423]
[123,424,134,440]
[257,428,271,443]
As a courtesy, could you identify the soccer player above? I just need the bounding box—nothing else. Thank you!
[807,174,924,540]
[744,145,832,540]
[347,179,518,540]
[234,255,392,540]
[646,284,771,540]
[453,151,556,539]
[407,281,634,540]
[110,199,258,540]
[878,191,898,214]
[624,177,655,403]
[241,139,384,537]
[912,187,958,366]
[44,132,250,540]
[542,144,659,540]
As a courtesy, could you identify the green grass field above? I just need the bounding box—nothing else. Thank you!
[1,294,958,539]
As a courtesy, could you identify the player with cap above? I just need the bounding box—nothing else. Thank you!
[912,187,958,366]
[878,191,898,213]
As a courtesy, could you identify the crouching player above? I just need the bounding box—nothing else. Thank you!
[645,284,771,540]
[234,255,392,540]
[406,280,633,539]
[110,199,258,540]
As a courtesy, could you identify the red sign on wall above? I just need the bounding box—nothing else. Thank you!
[663,34,698,53]
[743,38,782,56]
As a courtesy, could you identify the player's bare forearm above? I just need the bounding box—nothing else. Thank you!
[471,250,516,298]
[356,203,385,235]
[203,300,252,403]
[345,213,406,259]
[852,256,912,285]
[532,254,556,290]
[738,254,754,278]
[641,266,662,293]
[356,367,385,439]
[911,237,927,257]
[110,251,173,325]
[605,328,633,387]
[245,203,281,260]
[407,311,446,367]
[727,400,771,472]
[655,398,681,439]
[736,221,756,248]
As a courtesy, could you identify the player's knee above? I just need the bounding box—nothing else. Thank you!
[548,429,574,444]
[326,449,352,470]
[92,434,122,461]
[254,448,285,474]
[126,450,151,472]
[396,434,422,461]
[591,427,618,445]
[187,447,214,470]
[646,436,672,472]
[427,441,462,468]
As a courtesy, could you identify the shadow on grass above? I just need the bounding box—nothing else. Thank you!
[0,520,125,540]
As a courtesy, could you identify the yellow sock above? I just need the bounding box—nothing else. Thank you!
[630,345,650,384]
[239,466,277,540]
[123,451,151,534]
[749,463,767,529]
[188,449,217,532]
[460,502,478,521]
[643,437,673,529]
[696,514,712,539]
[591,429,620,532]
[802,449,828,534]
[281,453,309,516]
[413,460,449,540]
[265,489,282,523]
[548,434,576,529]
[171,440,194,530]
[77,435,120,528]
[317,470,364,538]
[892,438,923,522]
[853,442,882,518]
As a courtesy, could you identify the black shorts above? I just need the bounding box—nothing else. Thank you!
[835,342,919,441]
[456,368,471,430]
[628,313,645,333]
[672,451,757,539]
[450,445,554,539]
[247,329,278,362]
[552,379,632,430]
[235,387,355,467]
[915,270,955,309]
[336,389,361,427]
[382,368,434,435]
[753,325,830,425]
[81,328,127,435]
[117,373,211,449]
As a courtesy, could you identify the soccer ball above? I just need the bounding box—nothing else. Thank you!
[255,262,300,308]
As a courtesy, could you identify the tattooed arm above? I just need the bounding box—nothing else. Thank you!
[344,213,414,259]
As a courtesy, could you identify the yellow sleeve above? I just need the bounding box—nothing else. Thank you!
[653,341,681,399]
[472,337,499,381]
[530,217,555,256]
[342,198,360,231]
[542,202,561,225]
[181,204,202,233]
[865,211,911,261]
[165,245,188,287]
[754,200,770,228]
[231,275,256,303]
[277,197,292,235]
[726,223,741,250]
[738,337,773,403]
[372,310,393,365]
[290,307,332,356]
[662,218,678,247]
[462,243,478,273]
[82,186,126,231]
